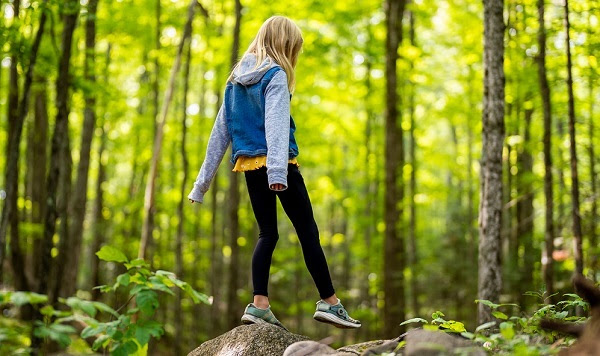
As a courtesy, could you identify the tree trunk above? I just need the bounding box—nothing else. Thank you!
[588,72,598,278]
[174,35,192,356]
[563,0,583,276]
[29,74,48,290]
[209,85,223,337]
[537,0,554,297]
[478,0,505,325]
[0,0,47,287]
[516,106,535,307]
[383,0,407,338]
[61,0,100,299]
[226,0,243,331]
[40,0,79,304]
[407,8,419,318]
[139,0,198,260]
[89,44,111,301]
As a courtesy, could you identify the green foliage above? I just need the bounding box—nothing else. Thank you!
[0,246,209,355]
[399,292,588,355]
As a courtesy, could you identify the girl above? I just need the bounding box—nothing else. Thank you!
[188,15,361,330]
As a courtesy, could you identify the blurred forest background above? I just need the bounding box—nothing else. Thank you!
[0,0,598,354]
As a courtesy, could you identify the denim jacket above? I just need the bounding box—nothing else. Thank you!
[188,53,299,203]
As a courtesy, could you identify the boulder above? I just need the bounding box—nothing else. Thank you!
[187,323,309,356]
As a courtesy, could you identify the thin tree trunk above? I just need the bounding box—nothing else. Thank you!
[517,106,535,307]
[174,35,192,356]
[563,0,583,276]
[407,8,419,318]
[478,0,505,325]
[383,0,407,338]
[90,44,111,300]
[226,0,243,331]
[29,74,48,289]
[42,0,79,303]
[0,0,47,287]
[62,0,100,299]
[209,86,223,337]
[537,0,554,297]
[139,0,198,259]
[588,72,598,278]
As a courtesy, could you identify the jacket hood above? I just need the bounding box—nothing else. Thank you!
[231,53,280,85]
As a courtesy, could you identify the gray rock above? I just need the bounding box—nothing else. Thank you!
[187,323,309,356]
[402,329,486,356]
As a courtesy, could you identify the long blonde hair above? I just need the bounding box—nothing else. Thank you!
[228,16,303,93]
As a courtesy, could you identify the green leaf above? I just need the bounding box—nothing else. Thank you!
[92,334,110,351]
[461,331,475,339]
[81,324,106,339]
[500,321,515,340]
[125,259,150,270]
[400,317,428,326]
[40,305,55,316]
[136,290,159,317]
[96,245,129,263]
[65,297,97,317]
[117,273,131,287]
[492,311,508,320]
[475,299,499,310]
[10,292,48,306]
[33,323,76,348]
[134,319,164,345]
[92,301,120,318]
[111,340,139,356]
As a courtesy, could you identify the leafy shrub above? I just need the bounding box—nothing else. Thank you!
[0,245,210,355]
[399,291,587,355]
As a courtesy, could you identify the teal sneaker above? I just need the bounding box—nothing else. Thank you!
[241,303,288,331]
[313,299,361,329]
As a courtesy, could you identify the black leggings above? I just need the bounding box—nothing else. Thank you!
[244,163,335,300]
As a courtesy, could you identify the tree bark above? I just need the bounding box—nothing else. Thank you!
[478,0,505,325]
[61,0,100,299]
[29,74,48,290]
[563,0,583,276]
[407,8,419,318]
[174,34,192,356]
[139,0,198,260]
[226,0,243,331]
[383,0,407,338]
[537,0,555,297]
[588,72,598,279]
[0,0,47,287]
[40,0,79,303]
[516,106,535,307]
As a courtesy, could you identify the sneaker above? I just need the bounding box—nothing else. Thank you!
[313,299,361,329]
[241,303,288,331]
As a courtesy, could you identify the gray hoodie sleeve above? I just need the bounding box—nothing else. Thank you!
[188,102,231,203]
[264,70,292,191]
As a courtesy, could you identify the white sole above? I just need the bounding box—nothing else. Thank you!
[313,311,361,329]
[241,314,267,325]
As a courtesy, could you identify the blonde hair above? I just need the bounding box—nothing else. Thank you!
[228,15,303,93]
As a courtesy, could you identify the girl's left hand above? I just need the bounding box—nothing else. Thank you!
[270,183,285,191]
